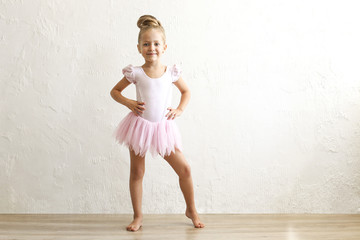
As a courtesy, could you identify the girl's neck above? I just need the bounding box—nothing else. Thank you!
[142,60,164,69]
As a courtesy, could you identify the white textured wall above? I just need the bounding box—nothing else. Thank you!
[1,0,360,214]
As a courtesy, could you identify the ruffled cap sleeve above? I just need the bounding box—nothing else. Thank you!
[171,64,182,82]
[122,64,136,83]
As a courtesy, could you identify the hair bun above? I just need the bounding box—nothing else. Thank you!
[136,15,166,44]
[137,15,162,29]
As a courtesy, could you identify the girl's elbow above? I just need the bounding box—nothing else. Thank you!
[110,89,120,99]
[110,89,116,98]
[181,88,190,95]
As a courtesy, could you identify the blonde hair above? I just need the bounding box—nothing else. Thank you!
[137,15,166,44]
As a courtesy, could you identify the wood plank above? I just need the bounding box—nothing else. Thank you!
[0,214,359,240]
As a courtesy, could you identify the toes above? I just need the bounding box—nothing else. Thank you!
[194,222,205,228]
[127,225,135,231]
[127,224,141,231]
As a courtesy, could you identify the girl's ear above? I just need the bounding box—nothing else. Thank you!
[163,44,167,52]
[137,44,141,53]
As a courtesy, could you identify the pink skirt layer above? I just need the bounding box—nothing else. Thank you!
[113,111,183,157]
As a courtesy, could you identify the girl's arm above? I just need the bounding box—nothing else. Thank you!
[110,77,132,107]
[166,76,191,120]
[110,77,146,116]
[173,76,191,111]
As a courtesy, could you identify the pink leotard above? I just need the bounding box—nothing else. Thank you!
[122,64,181,122]
[113,64,183,158]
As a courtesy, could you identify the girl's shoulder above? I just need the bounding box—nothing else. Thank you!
[122,64,140,83]
[169,63,182,83]
[122,64,142,73]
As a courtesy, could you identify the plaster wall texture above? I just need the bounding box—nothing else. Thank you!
[1,0,360,213]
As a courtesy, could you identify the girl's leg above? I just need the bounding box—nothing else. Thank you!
[127,148,145,232]
[163,148,205,228]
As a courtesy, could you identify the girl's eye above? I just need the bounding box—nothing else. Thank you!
[143,43,160,46]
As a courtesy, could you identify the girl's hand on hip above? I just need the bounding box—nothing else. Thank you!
[166,107,182,120]
[127,99,146,116]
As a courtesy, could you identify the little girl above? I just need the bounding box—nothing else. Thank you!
[110,15,205,232]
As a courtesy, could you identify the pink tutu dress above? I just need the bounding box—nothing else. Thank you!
[113,64,183,158]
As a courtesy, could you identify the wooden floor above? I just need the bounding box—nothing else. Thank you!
[0,214,359,240]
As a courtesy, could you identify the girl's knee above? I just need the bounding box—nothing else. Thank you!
[130,168,145,180]
[179,164,191,179]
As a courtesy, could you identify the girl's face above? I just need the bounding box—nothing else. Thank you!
[137,29,167,63]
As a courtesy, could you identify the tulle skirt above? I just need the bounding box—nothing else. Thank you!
[113,111,183,157]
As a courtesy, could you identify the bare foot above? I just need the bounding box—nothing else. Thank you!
[126,216,143,232]
[185,208,205,228]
